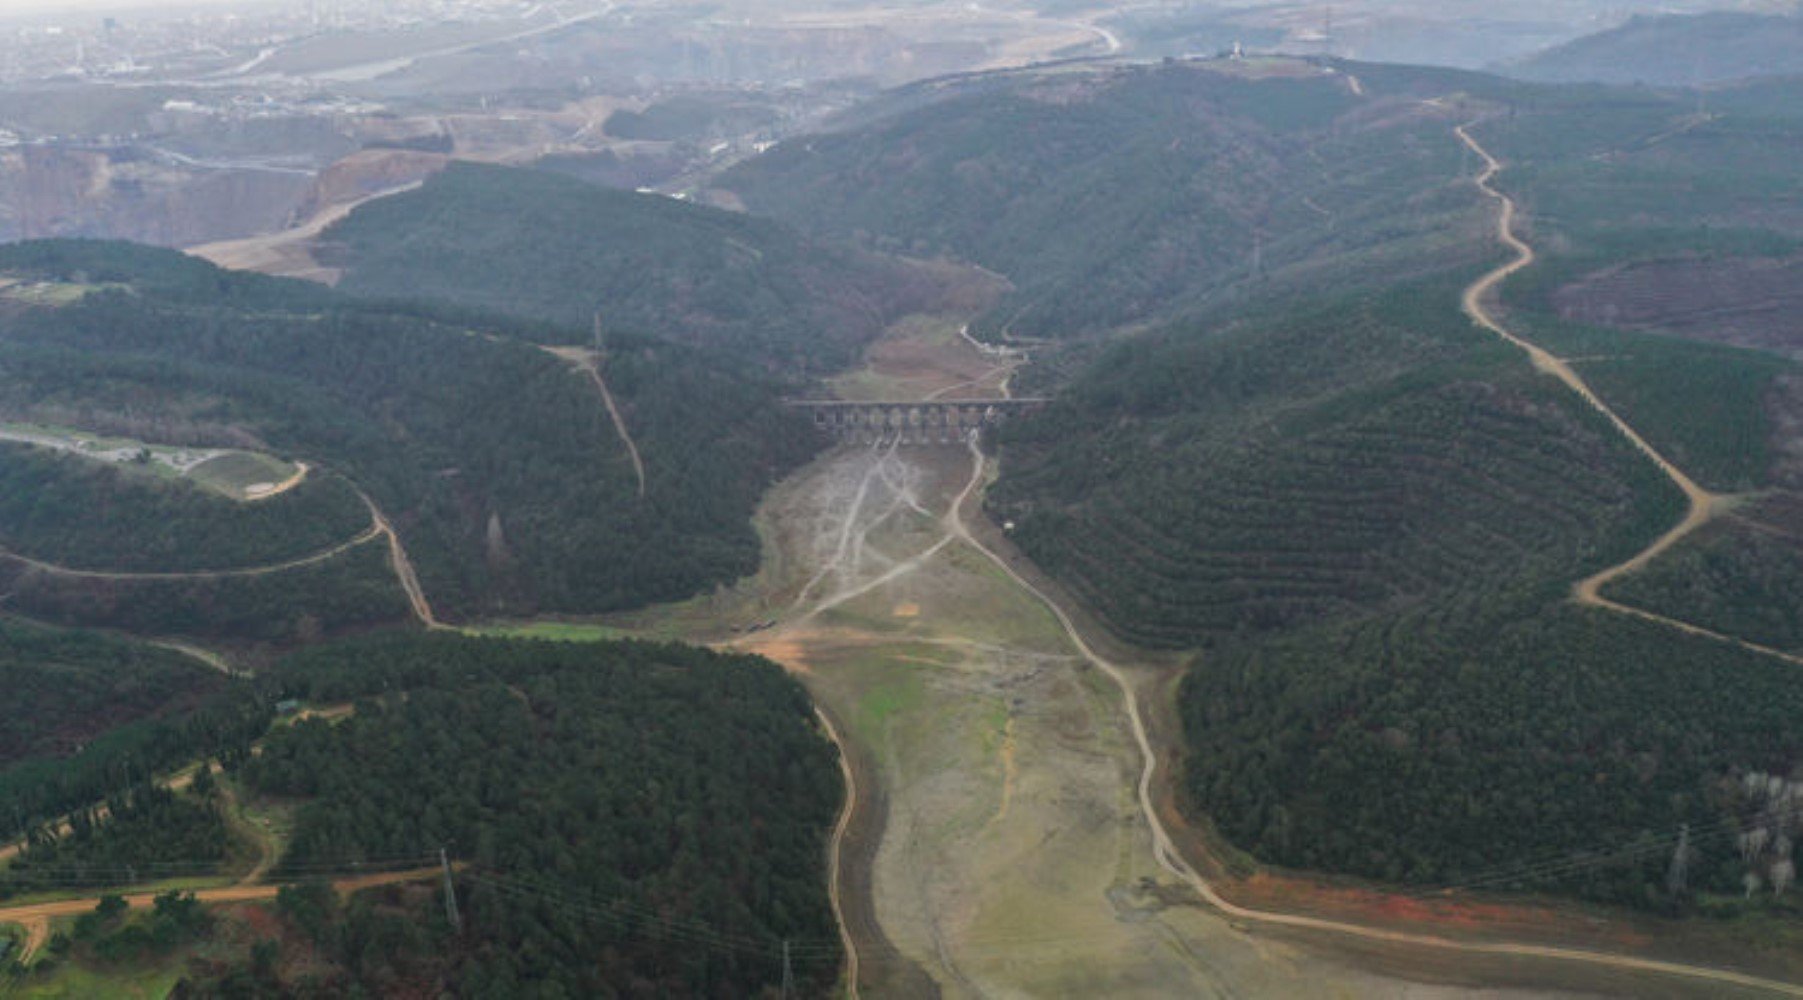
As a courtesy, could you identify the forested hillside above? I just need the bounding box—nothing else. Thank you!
[0,240,820,624]
[0,445,368,573]
[1505,13,1803,86]
[0,619,219,767]
[989,280,1681,647]
[997,277,1803,907]
[974,63,1803,911]
[1183,602,1803,905]
[324,162,959,373]
[176,634,845,997]
[721,60,1493,340]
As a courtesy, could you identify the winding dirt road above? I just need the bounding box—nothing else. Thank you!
[0,476,438,628]
[1454,123,1803,667]
[0,522,382,581]
[814,707,863,998]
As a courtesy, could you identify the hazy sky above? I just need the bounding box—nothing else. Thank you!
[4,0,279,14]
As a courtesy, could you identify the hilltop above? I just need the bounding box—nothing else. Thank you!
[0,240,818,633]
[321,162,978,374]
[719,59,1495,341]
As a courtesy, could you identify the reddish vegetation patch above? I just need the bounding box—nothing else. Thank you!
[1552,255,1803,356]
[1224,870,1653,949]
[1767,374,1803,490]
[224,900,283,938]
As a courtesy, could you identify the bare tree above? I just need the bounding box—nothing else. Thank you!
[1665,824,1692,896]
[1772,859,1795,896]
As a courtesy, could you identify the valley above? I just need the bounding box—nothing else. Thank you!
[591,315,1803,996]
[1,7,1802,994]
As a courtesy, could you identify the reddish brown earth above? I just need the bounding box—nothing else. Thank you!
[1553,256,1803,356]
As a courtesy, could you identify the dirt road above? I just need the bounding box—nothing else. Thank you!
[949,431,1803,995]
[356,488,440,628]
[546,346,646,498]
[1452,125,1736,609]
[3,867,442,963]
[0,476,440,628]
[1451,124,1803,671]
[0,522,381,581]
[243,461,310,502]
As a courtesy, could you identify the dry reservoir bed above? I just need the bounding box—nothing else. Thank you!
[703,443,1610,998]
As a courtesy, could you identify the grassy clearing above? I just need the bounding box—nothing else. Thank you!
[12,943,191,998]
[459,620,626,643]
[825,315,1006,403]
[851,669,924,744]
[186,452,301,500]
[0,280,120,307]
[0,421,303,502]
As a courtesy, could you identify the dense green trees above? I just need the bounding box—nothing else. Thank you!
[0,535,410,642]
[990,281,1682,648]
[0,619,219,766]
[0,681,269,844]
[2,785,228,900]
[1606,511,1803,653]
[200,634,845,997]
[324,162,947,374]
[0,241,821,622]
[1181,601,1803,907]
[991,276,1796,910]
[722,61,1484,339]
[0,445,368,573]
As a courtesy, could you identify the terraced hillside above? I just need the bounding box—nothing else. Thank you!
[0,240,819,628]
[1184,601,1803,902]
[989,283,1682,648]
[1602,494,1803,656]
[720,59,1494,340]
[1550,256,1803,357]
[323,162,966,373]
[962,62,1803,914]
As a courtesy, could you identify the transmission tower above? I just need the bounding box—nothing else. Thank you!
[441,848,462,932]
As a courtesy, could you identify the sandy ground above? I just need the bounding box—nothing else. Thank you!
[187,179,427,284]
[732,444,1598,998]
[578,308,1803,996]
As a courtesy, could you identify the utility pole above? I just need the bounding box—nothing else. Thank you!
[780,939,793,999]
[592,311,604,356]
[441,848,462,932]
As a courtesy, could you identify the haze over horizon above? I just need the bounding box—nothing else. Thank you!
[0,0,1800,995]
